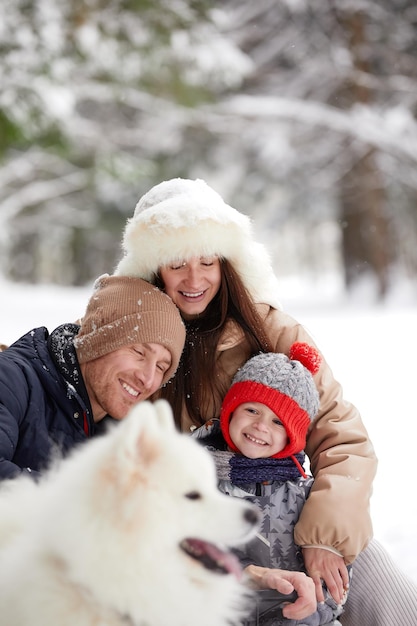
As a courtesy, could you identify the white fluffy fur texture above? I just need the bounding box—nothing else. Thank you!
[0,400,259,626]
[115,178,282,309]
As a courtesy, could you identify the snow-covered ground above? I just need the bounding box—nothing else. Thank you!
[1,276,416,584]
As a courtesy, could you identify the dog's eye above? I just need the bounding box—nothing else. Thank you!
[185,491,202,500]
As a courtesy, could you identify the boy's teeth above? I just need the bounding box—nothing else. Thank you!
[246,434,266,445]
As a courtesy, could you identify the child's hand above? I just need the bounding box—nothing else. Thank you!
[245,565,316,620]
[263,568,317,620]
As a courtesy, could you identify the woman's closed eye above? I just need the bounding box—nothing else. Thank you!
[169,261,187,270]
[199,256,217,266]
[169,256,217,270]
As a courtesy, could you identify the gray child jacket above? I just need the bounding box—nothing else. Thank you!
[192,419,349,626]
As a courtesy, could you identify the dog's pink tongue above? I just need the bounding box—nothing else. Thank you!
[205,541,243,579]
[183,538,243,580]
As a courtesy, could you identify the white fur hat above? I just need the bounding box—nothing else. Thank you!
[115,178,281,309]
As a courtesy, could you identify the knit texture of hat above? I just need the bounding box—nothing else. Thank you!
[73,275,185,385]
[114,178,281,309]
[220,343,322,462]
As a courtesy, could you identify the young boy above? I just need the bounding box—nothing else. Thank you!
[192,342,350,626]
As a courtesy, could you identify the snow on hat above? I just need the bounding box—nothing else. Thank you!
[74,274,186,385]
[220,343,322,472]
[114,178,281,309]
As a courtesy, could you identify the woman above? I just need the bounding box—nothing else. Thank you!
[115,177,417,625]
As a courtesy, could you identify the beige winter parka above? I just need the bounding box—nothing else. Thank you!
[180,304,377,565]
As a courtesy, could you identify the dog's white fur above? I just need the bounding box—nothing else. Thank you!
[0,400,259,626]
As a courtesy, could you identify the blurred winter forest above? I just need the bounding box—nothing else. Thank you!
[1,0,417,298]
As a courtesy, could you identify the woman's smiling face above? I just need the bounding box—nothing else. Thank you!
[159,256,221,319]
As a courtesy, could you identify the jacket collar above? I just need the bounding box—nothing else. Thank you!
[47,323,92,420]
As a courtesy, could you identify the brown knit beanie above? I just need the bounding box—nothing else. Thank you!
[74,274,185,385]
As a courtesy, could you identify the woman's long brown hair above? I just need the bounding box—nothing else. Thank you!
[154,259,273,429]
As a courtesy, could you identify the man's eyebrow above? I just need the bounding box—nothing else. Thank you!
[142,343,171,363]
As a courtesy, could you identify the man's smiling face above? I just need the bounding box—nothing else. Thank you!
[81,342,171,422]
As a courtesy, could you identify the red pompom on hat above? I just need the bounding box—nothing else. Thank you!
[289,342,322,375]
[220,343,322,476]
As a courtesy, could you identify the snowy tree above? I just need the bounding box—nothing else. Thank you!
[0,0,246,284]
[203,0,417,296]
[0,0,416,296]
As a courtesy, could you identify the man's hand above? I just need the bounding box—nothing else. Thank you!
[245,564,316,620]
[302,547,349,605]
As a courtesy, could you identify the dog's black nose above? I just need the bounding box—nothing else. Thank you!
[244,507,260,526]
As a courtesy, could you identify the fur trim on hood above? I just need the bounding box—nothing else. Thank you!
[115,178,281,309]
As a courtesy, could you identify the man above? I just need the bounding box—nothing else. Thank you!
[0,275,185,480]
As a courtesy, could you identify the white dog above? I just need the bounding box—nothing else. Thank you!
[0,400,260,626]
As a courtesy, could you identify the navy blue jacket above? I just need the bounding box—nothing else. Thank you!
[0,324,113,480]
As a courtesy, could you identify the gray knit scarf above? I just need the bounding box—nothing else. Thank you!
[208,447,306,486]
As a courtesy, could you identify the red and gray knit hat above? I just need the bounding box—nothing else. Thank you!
[74,274,186,385]
[220,343,322,468]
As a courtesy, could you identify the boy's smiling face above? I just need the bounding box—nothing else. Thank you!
[228,402,288,459]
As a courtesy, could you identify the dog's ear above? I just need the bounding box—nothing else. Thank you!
[152,399,176,433]
[114,400,175,474]
[132,400,176,468]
